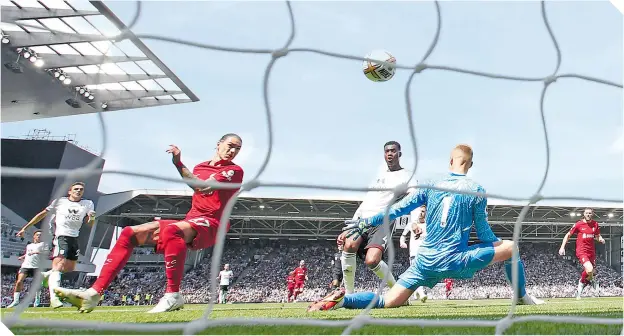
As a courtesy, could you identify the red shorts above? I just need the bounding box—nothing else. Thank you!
[294,281,305,290]
[577,254,596,266]
[154,216,219,254]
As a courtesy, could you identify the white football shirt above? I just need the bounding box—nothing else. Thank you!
[21,242,47,269]
[46,197,95,238]
[402,219,427,257]
[219,270,234,286]
[353,168,418,229]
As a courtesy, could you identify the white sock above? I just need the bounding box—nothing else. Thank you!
[48,270,62,303]
[370,261,396,288]
[577,281,584,296]
[417,286,426,298]
[13,292,20,302]
[341,251,356,294]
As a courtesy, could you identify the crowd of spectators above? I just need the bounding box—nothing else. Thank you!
[2,240,622,306]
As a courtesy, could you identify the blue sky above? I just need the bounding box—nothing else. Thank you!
[2,1,622,204]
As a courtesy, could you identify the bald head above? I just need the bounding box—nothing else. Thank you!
[449,144,474,173]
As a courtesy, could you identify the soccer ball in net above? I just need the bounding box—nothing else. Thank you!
[362,49,396,82]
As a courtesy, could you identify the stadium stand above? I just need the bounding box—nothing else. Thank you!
[4,239,620,307]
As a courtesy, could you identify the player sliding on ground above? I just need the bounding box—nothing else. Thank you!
[55,133,244,313]
[558,208,605,299]
[308,144,544,311]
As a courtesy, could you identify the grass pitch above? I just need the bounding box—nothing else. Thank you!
[3,297,622,335]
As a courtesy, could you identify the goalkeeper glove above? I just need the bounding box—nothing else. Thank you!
[342,218,371,241]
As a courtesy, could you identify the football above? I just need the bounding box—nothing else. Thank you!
[362,49,396,82]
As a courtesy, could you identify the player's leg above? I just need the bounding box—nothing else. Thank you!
[340,231,363,294]
[416,286,427,303]
[48,236,77,309]
[7,271,28,307]
[308,262,425,311]
[488,240,543,305]
[364,247,396,288]
[149,217,218,313]
[293,283,302,301]
[55,221,161,312]
[576,255,596,298]
[287,287,294,302]
[590,257,599,293]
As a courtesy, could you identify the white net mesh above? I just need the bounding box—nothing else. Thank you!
[1,0,623,334]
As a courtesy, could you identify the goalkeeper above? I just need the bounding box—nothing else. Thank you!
[308,144,544,311]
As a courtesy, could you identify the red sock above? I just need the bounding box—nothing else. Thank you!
[92,227,136,293]
[162,225,187,293]
[580,270,589,285]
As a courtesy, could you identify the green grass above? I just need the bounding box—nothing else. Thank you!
[3,297,622,335]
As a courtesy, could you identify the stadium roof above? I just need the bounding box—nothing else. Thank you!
[1,0,198,122]
[89,189,622,245]
[96,188,624,216]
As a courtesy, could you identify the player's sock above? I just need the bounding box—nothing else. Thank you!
[577,281,585,297]
[341,292,385,309]
[341,251,356,294]
[417,286,426,298]
[48,270,62,305]
[13,292,20,303]
[580,270,591,285]
[92,226,137,293]
[370,261,396,288]
[503,257,527,299]
[162,225,187,293]
[34,291,41,306]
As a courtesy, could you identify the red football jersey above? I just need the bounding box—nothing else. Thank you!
[294,266,307,282]
[185,160,244,222]
[286,274,295,285]
[569,220,600,256]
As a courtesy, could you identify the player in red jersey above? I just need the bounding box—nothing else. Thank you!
[558,208,605,299]
[55,134,244,313]
[444,278,453,299]
[286,271,296,303]
[292,260,308,302]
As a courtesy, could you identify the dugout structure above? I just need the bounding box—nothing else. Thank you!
[1,0,198,122]
[94,190,624,271]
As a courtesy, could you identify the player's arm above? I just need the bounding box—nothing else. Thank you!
[86,201,96,226]
[595,224,605,244]
[558,223,578,255]
[167,144,211,192]
[17,201,54,237]
[368,187,428,227]
[399,224,410,248]
[473,190,500,243]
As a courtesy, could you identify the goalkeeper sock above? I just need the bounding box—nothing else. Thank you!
[370,261,396,288]
[342,292,385,309]
[503,256,527,299]
[341,251,356,294]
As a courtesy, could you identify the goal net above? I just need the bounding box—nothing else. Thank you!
[1,0,622,335]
